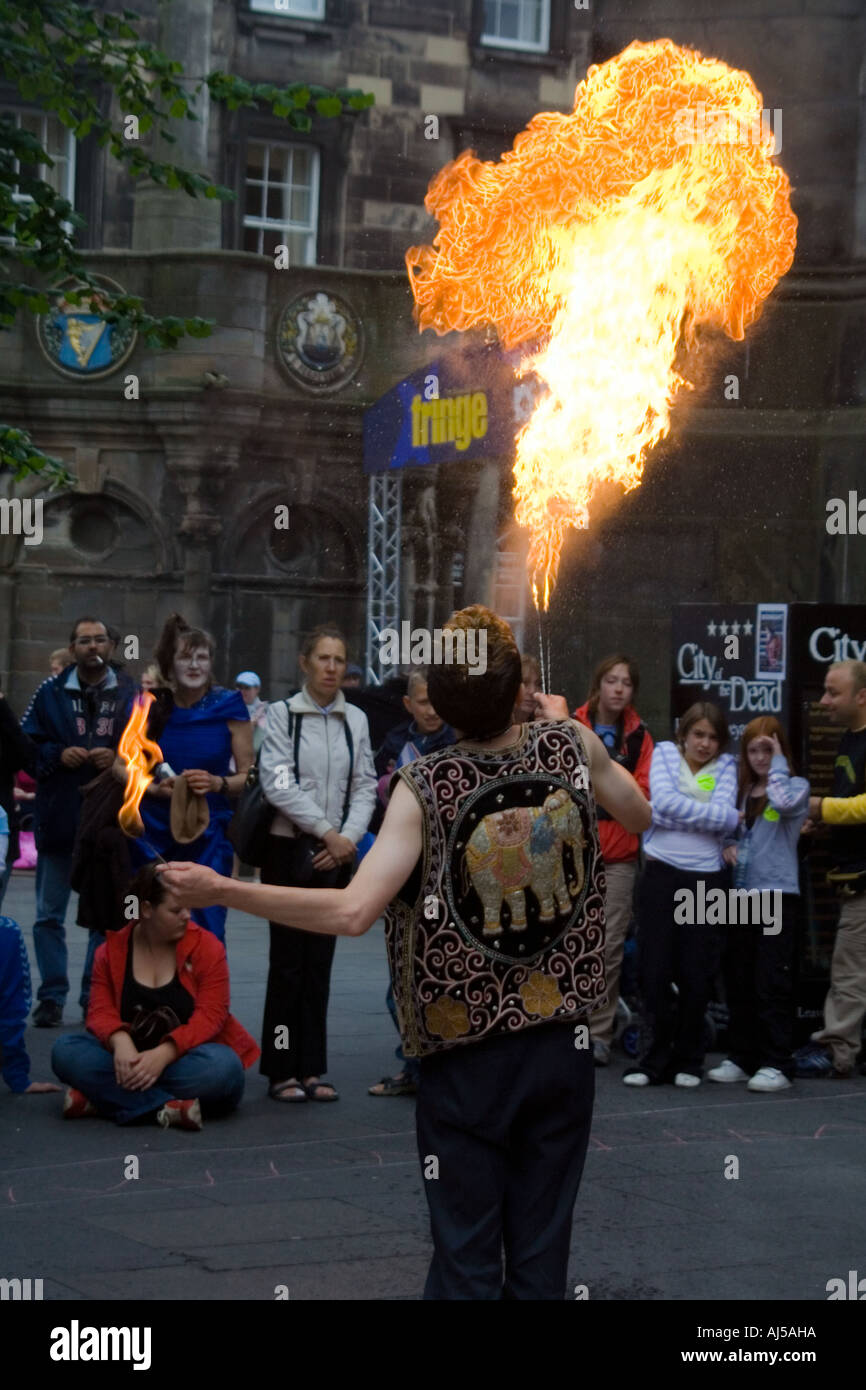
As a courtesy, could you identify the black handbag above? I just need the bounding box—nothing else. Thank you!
[228,702,355,872]
[227,699,289,867]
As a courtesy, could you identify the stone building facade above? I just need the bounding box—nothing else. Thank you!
[0,0,863,732]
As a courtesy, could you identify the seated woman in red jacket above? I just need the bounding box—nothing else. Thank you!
[51,862,259,1130]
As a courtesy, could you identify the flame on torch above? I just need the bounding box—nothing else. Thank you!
[405,38,797,610]
[117,692,162,838]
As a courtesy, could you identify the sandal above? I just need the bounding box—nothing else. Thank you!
[268,1079,307,1103]
[368,1073,418,1097]
[303,1078,340,1102]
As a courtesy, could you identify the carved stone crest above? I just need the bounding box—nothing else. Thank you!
[277,290,363,393]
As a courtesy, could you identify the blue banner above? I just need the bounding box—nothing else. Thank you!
[363,348,520,473]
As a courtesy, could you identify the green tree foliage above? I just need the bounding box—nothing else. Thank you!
[0,0,374,482]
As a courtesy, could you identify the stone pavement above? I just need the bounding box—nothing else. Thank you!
[2,869,865,1302]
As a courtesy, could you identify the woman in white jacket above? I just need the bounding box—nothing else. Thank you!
[258,626,377,1102]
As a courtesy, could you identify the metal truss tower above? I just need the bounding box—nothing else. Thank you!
[365,471,402,685]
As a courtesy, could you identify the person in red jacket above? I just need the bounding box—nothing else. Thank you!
[50,862,259,1130]
[575,655,653,1066]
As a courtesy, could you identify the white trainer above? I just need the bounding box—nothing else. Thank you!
[674,1072,701,1087]
[707,1060,750,1084]
[623,1071,650,1086]
[747,1067,793,1092]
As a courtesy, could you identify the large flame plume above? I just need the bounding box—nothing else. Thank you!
[117,693,162,838]
[406,39,797,608]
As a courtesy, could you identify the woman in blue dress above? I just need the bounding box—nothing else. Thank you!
[130,615,252,944]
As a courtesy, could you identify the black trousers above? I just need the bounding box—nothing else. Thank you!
[723,892,799,1077]
[259,835,337,1083]
[636,858,727,1081]
[415,1021,595,1300]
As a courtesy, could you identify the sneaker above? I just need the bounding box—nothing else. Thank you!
[32,1000,63,1028]
[707,1059,750,1084]
[62,1087,98,1119]
[793,1046,835,1079]
[674,1072,701,1088]
[622,1070,650,1086]
[156,1098,203,1131]
[592,1039,611,1067]
[747,1067,793,1092]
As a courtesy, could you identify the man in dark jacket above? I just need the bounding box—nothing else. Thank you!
[22,617,135,1025]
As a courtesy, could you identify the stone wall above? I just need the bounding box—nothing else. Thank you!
[0,2,865,741]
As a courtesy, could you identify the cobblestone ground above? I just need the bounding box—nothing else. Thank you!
[2,871,864,1301]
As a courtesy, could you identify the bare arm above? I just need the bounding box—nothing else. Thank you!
[533,695,651,834]
[226,719,254,793]
[160,779,424,938]
[575,722,652,833]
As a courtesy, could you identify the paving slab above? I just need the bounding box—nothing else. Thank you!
[2,870,865,1301]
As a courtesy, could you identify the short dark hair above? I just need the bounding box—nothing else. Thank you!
[69,616,109,644]
[154,613,216,683]
[586,654,640,720]
[128,861,167,910]
[426,605,521,739]
[676,701,730,753]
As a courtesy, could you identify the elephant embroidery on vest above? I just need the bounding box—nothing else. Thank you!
[465,788,586,936]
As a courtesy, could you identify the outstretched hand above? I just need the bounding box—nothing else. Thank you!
[533,692,571,720]
[158,861,225,907]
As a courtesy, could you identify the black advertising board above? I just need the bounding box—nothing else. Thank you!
[671,603,866,1038]
[671,602,788,750]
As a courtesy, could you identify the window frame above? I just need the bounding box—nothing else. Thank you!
[0,105,76,238]
[479,0,551,55]
[241,138,321,265]
[247,0,325,18]
[225,109,352,265]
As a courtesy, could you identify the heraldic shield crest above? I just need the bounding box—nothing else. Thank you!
[36,274,137,380]
[447,776,592,965]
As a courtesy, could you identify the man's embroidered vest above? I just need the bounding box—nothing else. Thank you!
[386,720,606,1057]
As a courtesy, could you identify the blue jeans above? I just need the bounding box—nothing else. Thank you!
[51,1034,246,1125]
[33,850,74,1006]
[386,981,420,1084]
[80,932,106,1012]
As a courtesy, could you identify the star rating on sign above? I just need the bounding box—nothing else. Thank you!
[707,617,751,640]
